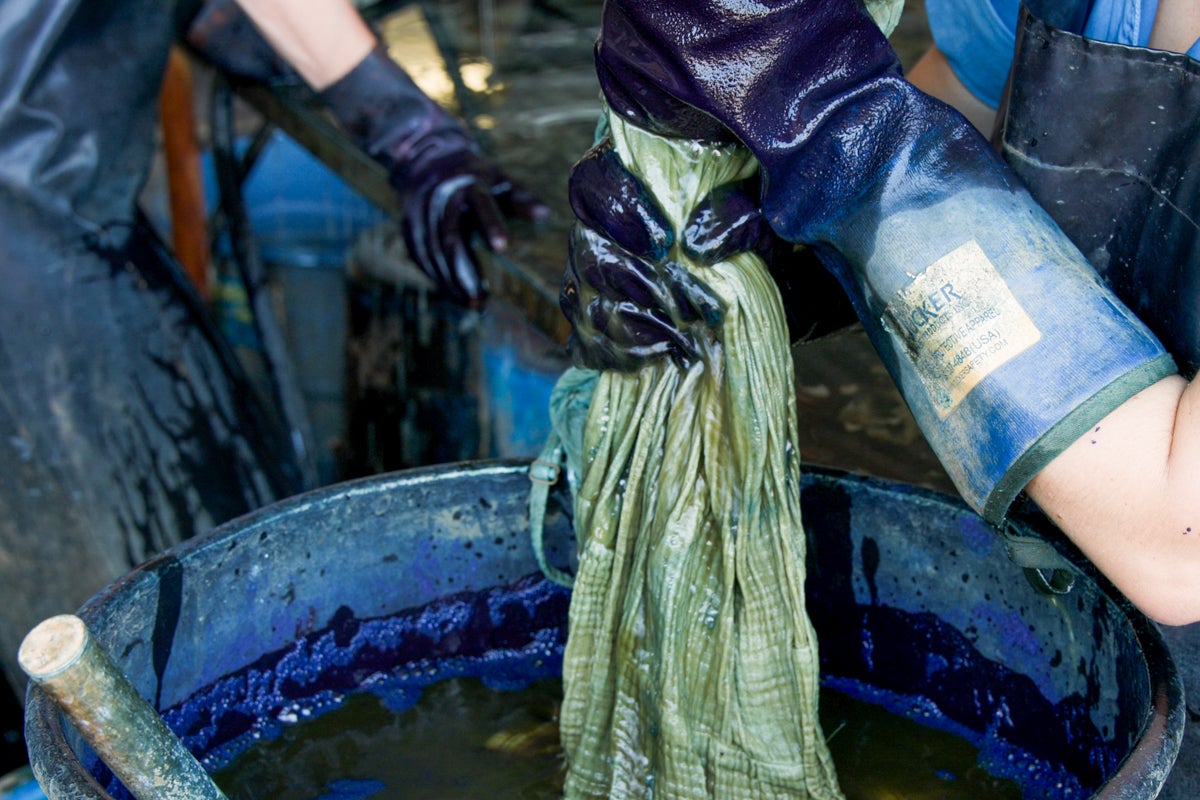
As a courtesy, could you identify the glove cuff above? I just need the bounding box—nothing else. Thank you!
[319,45,466,178]
[841,194,1177,525]
[983,355,1175,523]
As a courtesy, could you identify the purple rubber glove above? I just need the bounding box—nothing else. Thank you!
[581,0,1174,528]
[321,45,550,307]
[561,134,857,371]
[561,136,724,371]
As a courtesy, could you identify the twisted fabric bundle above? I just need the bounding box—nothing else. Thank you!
[559,112,843,800]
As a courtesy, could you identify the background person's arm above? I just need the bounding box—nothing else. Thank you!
[1149,0,1200,53]
[219,0,549,306]
[232,0,375,90]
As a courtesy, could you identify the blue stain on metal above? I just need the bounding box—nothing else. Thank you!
[959,514,996,557]
[314,778,386,799]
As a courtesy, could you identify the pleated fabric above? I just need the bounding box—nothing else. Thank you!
[559,113,844,800]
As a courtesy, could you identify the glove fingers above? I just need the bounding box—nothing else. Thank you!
[562,270,700,371]
[440,184,493,305]
[569,139,673,261]
[450,243,487,307]
[567,332,686,372]
[662,261,724,328]
[574,295,700,371]
[491,176,553,223]
[456,180,509,253]
[569,224,718,328]
[403,185,483,307]
[681,179,773,265]
[606,300,701,365]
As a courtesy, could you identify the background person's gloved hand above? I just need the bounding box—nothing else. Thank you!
[321,46,550,307]
[562,135,858,371]
[581,0,1176,525]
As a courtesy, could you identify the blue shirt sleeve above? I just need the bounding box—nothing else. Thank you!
[1084,0,1200,56]
[924,0,1200,109]
[924,0,1021,109]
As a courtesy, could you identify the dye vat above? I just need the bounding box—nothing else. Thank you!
[23,461,1182,798]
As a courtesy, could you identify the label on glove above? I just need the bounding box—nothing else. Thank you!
[883,240,1041,418]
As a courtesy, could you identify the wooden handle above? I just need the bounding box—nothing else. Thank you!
[20,615,228,800]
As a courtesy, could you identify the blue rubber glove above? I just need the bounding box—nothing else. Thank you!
[585,0,1176,524]
[321,45,549,307]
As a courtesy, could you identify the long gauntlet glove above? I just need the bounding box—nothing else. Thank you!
[592,0,1175,524]
[321,46,549,307]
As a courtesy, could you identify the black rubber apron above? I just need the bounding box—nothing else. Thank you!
[995,2,1200,377]
[0,0,301,695]
[995,11,1200,797]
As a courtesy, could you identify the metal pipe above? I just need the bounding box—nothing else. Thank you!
[18,615,228,800]
[210,74,319,491]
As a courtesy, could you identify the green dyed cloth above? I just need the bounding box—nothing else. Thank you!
[558,114,843,800]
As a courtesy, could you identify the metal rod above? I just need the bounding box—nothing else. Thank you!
[210,74,319,490]
[19,615,228,800]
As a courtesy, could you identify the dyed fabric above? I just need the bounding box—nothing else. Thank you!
[558,113,842,799]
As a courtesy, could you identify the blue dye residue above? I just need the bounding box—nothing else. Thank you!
[82,572,1122,800]
[86,574,569,800]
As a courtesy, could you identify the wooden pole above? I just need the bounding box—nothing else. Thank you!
[159,47,211,299]
[19,615,228,800]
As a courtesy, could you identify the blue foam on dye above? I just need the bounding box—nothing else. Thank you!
[84,571,1119,800]
[822,675,1087,798]
[813,602,1119,798]
[87,574,570,800]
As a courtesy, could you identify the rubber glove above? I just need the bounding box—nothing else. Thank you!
[563,136,859,367]
[560,137,726,370]
[583,0,1176,524]
[187,4,549,306]
[320,45,550,307]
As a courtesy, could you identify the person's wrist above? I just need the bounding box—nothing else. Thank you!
[319,45,458,163]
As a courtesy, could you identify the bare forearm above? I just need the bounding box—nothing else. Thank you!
[1149,0,1200,53]
[232,0,376,89]
[1028,376,1200,626]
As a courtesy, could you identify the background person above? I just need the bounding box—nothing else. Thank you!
[0,0,546,707]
